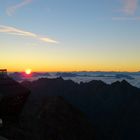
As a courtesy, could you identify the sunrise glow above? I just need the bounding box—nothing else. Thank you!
[0,0,140,72]
[25,69,32,75]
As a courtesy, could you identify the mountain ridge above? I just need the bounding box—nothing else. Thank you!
[21,78,140,140]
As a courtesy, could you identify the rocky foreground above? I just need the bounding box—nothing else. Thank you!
[0,96,95,140]
[1,78,140,140]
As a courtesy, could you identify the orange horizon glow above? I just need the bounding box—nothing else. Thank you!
[25,69,32,75]
[0,1,140,77]
[1,61,140,73]
[5,68,140,73]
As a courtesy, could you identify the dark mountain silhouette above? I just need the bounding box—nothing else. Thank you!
[0,96,95,140]
[30,72,51,77]
[0,74,95,140]
[0,76,30,122]
[21,96,95,140]
[21,78,140,140]
[9,72,51,81]
[9,72,23,81]
[1,77,140,140]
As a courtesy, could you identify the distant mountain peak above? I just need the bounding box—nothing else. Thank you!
[111,80,131,86]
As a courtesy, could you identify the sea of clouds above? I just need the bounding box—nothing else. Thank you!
[8,72,140,88]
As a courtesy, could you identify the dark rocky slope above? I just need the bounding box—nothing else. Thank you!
[0,96,95,140]
[21,78,140,140]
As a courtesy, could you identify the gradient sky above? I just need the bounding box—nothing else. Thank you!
[0,0,140,72]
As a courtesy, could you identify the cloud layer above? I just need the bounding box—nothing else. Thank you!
[112,16,140,21]
[6,0,33,16]
[113,0,139,21]
[0,25,58,44]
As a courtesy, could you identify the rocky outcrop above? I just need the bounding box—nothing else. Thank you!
[21,96,95,140]
[1,77,140,140]
[0,96,95,140]
[22,78,140,140]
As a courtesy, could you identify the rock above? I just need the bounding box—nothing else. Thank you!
[20,96,95,140]
[22,78,140,140]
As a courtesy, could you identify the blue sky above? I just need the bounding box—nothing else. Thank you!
[0,0,140,72]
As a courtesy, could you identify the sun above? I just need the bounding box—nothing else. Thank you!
[25,69,32,75]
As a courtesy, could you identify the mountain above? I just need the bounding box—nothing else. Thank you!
[0,96,95,140]
[21,78,140,140]
[8,72,51,81]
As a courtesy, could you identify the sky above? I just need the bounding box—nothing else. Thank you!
[0,0,140,72]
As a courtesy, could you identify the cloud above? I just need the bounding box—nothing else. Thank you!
[121,0,138,15]
[0,25,37,37]
[6,0,33,16]
[40,37,59,43]
[113,0,139,21]
[0,25,58,44]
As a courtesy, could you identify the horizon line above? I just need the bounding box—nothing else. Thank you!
[7,70,140,73]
